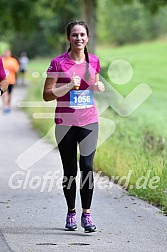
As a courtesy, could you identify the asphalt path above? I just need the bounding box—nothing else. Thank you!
[0,85,166,252]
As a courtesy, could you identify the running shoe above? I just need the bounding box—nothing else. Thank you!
[81,213,96,233]
[3,107,10,114]
[65,212,77,231]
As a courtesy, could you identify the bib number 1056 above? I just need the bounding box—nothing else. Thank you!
[70,90,94,109]
[74,95,90,104]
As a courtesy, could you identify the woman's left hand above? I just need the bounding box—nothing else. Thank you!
[94,81,105,92]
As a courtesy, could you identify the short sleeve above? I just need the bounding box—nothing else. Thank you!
[0,58,6,81]
[96,58,101,74]
[46,59,59,78]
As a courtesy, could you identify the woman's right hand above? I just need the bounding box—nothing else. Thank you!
[70,72,81,90]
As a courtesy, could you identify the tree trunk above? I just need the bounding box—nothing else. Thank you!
[82,0,97,54]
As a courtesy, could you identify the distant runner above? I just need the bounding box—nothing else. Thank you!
[19,51,29,85]
[2,49,19,113]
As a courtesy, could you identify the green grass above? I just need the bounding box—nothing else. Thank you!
[95,40,167,213]
[25,40,167,213]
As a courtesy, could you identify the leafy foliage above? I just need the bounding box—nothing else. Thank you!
[97,0,167,45]
[0,0,81,57]
[0,0,167,57]
[112,0,167,13]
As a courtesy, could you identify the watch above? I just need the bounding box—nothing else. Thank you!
[0,87,4,96]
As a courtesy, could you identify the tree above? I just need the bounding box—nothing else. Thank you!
[0,0,81,57]
[97,0,167,45]
[82,0,167,52]
[82,0,97,53]
[0,0,167,57]
[0,0,39,33]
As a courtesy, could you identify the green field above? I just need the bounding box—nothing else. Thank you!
[25,40,167,213]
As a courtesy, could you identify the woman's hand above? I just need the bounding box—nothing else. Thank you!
[70,72,81,90]
[94,81,105,92]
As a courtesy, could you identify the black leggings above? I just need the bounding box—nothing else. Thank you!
[55,123,98,210]
[7,84,14,94]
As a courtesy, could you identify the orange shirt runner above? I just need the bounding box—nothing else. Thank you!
[2,57,19,84]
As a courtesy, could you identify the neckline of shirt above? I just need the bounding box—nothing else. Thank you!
[67,52,86,65]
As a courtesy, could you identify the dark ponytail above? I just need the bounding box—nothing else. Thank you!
[67,43,71,52]
[84,46,91,81]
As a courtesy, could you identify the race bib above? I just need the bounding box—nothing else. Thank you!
[69,90,94,109]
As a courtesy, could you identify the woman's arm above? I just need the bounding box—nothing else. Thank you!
[0,58,8,93]
[43,77,71,101]
[43,73,81,102]
[0,78,9,94]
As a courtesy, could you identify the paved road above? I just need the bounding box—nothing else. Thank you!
[0,85,167,252]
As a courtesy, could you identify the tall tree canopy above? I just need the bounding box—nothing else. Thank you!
[0,0,167,57]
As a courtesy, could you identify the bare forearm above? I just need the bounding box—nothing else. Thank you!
[43,83,72,101]
[0,78,8,92]
[43,74,81,102]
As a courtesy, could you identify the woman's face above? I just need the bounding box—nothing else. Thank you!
[68,25,89,51]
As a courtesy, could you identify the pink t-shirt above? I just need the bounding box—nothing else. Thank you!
[47,52,101,126]
[0,57,6,81]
